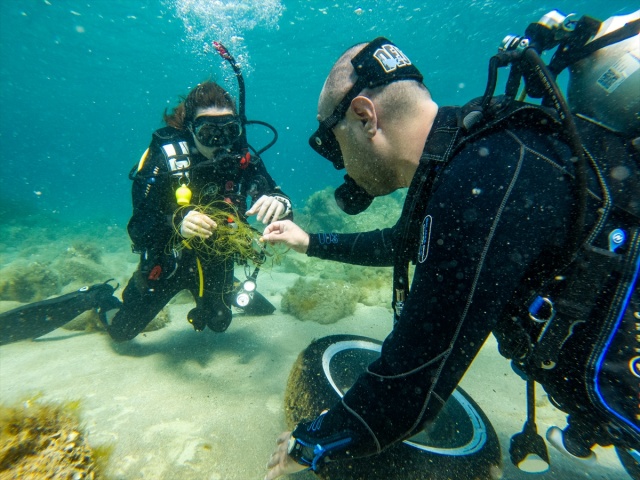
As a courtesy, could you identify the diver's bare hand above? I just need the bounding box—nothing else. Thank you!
[247,195,290,225]
[265,431,308,480]
[180,210,217,239]
[261,220,309,254]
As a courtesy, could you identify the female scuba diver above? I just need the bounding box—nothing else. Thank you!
[0,43,289,345]
[104,77,292,341]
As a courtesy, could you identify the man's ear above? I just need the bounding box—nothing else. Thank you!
[349,96,377,137]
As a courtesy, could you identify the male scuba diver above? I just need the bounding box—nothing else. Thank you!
[263,9,639,480]
[0,43,290,345]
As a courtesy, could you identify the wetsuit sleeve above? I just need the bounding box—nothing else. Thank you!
[292,127,576,464]
[306,228,397,267]
[127,138,175,253]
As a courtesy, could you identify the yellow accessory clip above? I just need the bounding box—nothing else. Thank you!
[175,184,192,206]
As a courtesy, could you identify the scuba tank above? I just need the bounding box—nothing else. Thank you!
[475,9,640,474]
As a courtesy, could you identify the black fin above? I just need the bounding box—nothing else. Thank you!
[0,281,120,345]
[242,289,276,316]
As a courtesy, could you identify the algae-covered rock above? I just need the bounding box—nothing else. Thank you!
[344,265,392,308]
[53,257,106,288]
[62,241,104,264]
[296,187,406,234]
[279,188,405,314]
[281,278,360,324]
[280,258,393,315]
[0,261,61,303]
[0,398,111,479]
[278,254,309,277]
[296,187,349,233]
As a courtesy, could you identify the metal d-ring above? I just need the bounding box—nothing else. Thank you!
[529,297,555,323]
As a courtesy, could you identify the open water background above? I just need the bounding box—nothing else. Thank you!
[0,0,635,225]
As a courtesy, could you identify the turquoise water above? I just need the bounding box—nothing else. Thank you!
[0,0,634,224]
[0,2,637,478]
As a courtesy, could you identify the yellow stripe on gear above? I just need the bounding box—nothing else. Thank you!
[196,257,204,297]
[181,240,205,298]
[137,148,150,172]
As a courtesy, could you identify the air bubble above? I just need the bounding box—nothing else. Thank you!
[170,0,284,77]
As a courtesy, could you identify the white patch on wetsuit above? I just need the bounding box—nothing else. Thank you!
[418,215,432,264]
[162,141,190,178]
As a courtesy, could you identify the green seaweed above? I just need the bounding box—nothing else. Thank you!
[0,396,112,479]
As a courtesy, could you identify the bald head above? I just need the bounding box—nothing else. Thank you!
[312,39,438,197]
[318,44,366,119]
[318,42,432,122]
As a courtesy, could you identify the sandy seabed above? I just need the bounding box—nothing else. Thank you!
[0,258,630,480]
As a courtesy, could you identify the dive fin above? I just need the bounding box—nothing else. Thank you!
[231,276,276,316]
[0,281,121,346]
[243,289,276,316]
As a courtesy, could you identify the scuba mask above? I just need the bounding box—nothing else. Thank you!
[309,37,423,215]
[190,114,243,149]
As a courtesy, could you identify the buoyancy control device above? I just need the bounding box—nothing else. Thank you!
[477,9,640,473]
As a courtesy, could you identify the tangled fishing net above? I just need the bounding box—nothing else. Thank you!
[170,200,282,266]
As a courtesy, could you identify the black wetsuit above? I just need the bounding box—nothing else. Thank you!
[109,126,289,342]
[292,108,612,461]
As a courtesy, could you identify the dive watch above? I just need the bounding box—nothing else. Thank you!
[287,435,315,468]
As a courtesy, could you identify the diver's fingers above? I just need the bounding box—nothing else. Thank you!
[181,212,215,238]
[265,432,306,480]
[246,195,268,216]
[257,197,282,223]
[262,220,287,237]
[186,222,214,237]
[189,217,214,233]
[199,215,217,229]
[185,211,216,228]
[182,223,211,239]
[276,431,291,445]
[262,200,283,225]
[261,221,310,254]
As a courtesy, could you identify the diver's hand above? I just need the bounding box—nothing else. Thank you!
[246,195,290,225]
[180,210,217,239]
[265,432,308,480]
[261,220,309,254]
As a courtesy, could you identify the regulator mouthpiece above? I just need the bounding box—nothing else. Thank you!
[334,175,375,215]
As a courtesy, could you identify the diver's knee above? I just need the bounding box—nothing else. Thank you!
[188,305,232,333]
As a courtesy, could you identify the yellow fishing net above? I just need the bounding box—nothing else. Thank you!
[170,200,282,266]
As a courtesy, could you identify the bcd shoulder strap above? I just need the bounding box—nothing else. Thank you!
[392,98,562,321]
[159,140,191,179]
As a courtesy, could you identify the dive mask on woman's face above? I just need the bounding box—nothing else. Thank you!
[191,114,242,149]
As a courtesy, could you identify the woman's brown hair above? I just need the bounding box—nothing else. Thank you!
[163,81,237,130]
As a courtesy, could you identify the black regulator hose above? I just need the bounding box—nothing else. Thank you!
[212,42,279,157]
[246,120,279,156]
[212,41,247,127]
[479,56,501,112]
[522,47,587,254]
